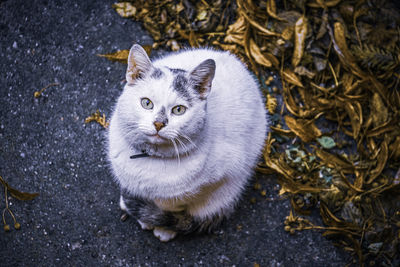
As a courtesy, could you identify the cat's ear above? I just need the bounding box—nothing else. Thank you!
[126,44,153,84]
[189,59,216,99]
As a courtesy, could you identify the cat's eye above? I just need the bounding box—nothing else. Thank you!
[172,105,186,115]
[141,98,154,110]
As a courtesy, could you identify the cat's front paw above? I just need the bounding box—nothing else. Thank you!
[137,219,154,230]
[153,227,177,242]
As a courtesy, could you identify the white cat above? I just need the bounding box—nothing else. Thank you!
[107,44,268,242]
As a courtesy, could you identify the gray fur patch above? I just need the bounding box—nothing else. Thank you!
[172,74,192,102]
[150,68,164,79]
[139,203,225,234]
[120,189,146,215]
[120,189,225,234]
[168,68,186,74]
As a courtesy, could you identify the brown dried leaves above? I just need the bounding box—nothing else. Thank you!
[113,1,234,51]
[0,176,39,201]
[34,83,60,98]
[98,49,130,63]
[284,116,321,142]
[97,45,152,63]
[292,16,308,68]
[1,175,39,232]
[251,1,400,263]
[85,110,109,129]
[112,2,137,18]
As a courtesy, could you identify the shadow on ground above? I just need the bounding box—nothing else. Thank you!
[0,0,350,266]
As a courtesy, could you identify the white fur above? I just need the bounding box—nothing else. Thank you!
[119,195,127,212]
[108,47,267,223]
[153,227,177,242]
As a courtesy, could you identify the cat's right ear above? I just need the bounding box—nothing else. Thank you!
[126,44,152,84]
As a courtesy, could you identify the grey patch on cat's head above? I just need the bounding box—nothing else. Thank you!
[172,74,192,102]
[150,68,164,79]
[168,68,186,74]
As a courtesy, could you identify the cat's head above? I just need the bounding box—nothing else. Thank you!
[116,44,215,156]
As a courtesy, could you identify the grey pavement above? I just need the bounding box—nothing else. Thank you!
[0,0,349,266]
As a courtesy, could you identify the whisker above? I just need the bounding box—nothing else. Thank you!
[179,133,198,149]
[170,139,181,165]
[175,137,189,157]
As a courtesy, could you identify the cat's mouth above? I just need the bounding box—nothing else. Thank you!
[146,133,169,143]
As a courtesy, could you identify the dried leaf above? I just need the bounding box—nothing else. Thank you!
[237,1,280,37]
[0,176,39,201]
[266,94,278,114]
[284,115,321,142]
[249,39,272,67]
[307,0,342,8]
[85,110,109,129]
[389,136,400,159]
[315,149,354,172]
[226,15,246,35]
[370,93,388,128]
[8,188,39,201]
[331,22,364,78]
[292,16,308,67]
[366,139,388,184]
[367,122,399,137]
[196,10,208,21]
[167,39,180,51]
[97,49,129,63]
[112,2,137,18]
[281,26,294,41]
[343,101,362,139]
[33,83,59,98]
[98,46,152,64]
[266,0,286,21]
[352,44,399,72]
[294,66,315,79]
[224,16,246,46]
[282,69,304,87]
[316,11,328,39]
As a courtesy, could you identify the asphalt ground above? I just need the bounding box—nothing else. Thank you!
[0,0,350,266]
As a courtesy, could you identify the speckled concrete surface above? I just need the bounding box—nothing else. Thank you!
[0,0,350,266]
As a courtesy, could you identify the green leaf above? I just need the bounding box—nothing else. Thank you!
[317,136,336,149]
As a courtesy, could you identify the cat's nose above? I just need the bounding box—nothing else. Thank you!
[153,121,165,132]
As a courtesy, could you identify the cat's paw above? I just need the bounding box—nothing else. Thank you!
[137,219,154,230]
[153,227,177,242]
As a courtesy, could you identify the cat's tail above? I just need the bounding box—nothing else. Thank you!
[121,193,225,234]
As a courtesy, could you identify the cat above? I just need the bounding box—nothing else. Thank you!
[107,44,268,242]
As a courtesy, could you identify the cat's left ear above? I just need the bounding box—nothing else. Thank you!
[189,59,216,99]
[126,44,153,84]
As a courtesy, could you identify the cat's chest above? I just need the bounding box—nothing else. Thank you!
[112,144,208,184]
